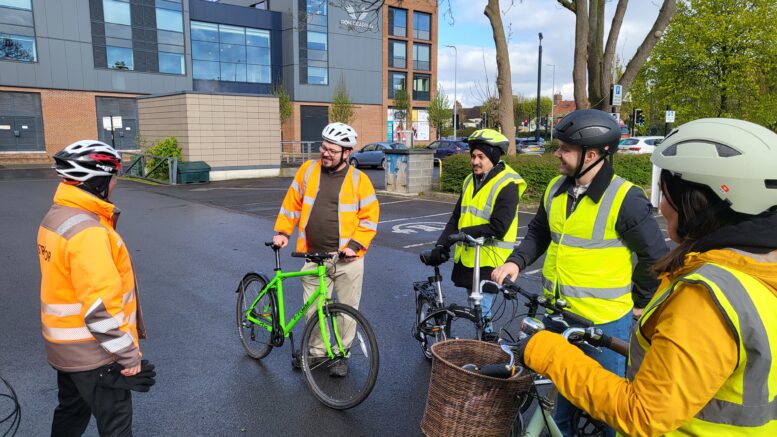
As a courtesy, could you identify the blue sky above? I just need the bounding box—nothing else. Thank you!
[436,0,663,107]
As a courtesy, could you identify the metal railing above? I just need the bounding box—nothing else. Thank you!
[120,152,178,185]
[280,141,320,164]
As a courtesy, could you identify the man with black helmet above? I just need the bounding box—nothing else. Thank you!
[430,128,526,337]
[492,109,667,437]
[38,140,154,436]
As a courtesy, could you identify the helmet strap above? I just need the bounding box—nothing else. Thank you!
[573,149,607,180]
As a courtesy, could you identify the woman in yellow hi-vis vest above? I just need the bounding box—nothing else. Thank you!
[505,118,777,436]
[430,129,526,336]
[492,109,668,437]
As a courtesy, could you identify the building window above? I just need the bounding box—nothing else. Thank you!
[158,52,184,74]
[307,0,327,15]
[413,74,431,101]
[251,0,269,9]
[0,34,36,62]
[388,7,406,37]
[413,43,430,71]
[191,21,271,83]
[156,8,183,33]
[389,40,406,69]
[307,31,327,51]
[0,0,31,10]
[413,11,431,40]
[308,66,327,85]
[107,46,134,70]
[388,72,406,99]
[103,0,131,26]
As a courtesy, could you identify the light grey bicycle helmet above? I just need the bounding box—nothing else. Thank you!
[651,118,777,215]
[322,122,358,148]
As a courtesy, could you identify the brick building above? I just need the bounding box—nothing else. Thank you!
[0,0,437,176]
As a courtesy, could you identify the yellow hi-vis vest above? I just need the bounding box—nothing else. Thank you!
[541,174,634,324]
[454,164,526,268]
[628,263,777,435]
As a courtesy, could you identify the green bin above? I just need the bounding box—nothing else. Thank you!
[177,161,210,184]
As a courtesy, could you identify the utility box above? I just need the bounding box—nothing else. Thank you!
[177,161,210,184]
[383,149,434,194]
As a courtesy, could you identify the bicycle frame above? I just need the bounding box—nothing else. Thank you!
[245,263,345,359]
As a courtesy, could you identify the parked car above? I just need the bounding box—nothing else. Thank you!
[349,142,406,168]
[515,137,545,155]
[618,136,664,154]
[426,139,469,160]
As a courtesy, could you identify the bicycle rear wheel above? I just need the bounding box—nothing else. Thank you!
[300,303,379,410]
[415,296,448,361]
[236,274,275,359]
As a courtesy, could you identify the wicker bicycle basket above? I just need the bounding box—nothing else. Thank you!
[420,339,533,437]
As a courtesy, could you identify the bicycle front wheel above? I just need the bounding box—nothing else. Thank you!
[415,295,448,361]
[236,274,275,359]
[300,303,379,410]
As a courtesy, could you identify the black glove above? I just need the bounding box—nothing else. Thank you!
[97,359,156,393]
[514,334,533,368]
[430,245,450,265]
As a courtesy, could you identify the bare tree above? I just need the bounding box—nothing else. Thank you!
[484,0,516,154]
[558,0,677,111]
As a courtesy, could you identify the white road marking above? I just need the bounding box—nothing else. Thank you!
[189,187,287,192]
[379,212,451,224]
[402,241,437,249]
[379,199,416,205]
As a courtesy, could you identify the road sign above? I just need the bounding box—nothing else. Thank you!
[611,84,623,106]
[665,110,676,123]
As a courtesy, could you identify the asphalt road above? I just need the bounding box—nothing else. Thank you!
[0,166,667,436]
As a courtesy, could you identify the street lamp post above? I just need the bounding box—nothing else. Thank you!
[445,45,457,140]
[535,33,543,143]
[547,63,555,142]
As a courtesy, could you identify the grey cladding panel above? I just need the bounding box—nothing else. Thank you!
[0,8,34,27]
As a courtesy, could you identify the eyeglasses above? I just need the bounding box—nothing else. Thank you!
[320,146,344,156]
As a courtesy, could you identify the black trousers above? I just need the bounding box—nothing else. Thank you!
[51,367,133,437]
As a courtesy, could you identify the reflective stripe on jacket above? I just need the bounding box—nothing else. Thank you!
[454,164,526,268]
[541,174,634,324]
[38,183,144,372]
[274,160,379,256]
[628,262,777,435]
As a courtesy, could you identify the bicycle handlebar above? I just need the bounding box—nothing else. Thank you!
[501,278,593,328]
[448,232,491,246]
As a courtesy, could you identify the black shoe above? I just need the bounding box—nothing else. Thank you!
[329,359,348,377]
[292,351,328,369]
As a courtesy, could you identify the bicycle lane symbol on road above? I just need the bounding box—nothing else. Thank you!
[392,222,447,234]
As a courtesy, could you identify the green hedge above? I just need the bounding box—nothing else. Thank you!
[440,153,654,203]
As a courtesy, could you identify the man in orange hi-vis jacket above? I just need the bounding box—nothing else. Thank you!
[272,122,380,377]
[38,140,154,436]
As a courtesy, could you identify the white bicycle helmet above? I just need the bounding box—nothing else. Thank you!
[322,122,358,148]
[54,140,122,182]
[651,118,777,215]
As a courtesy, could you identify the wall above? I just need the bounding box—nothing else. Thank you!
[0,85,138,162]
[138,92,281,180]
[281,101,384,147]
[0,0,192,95]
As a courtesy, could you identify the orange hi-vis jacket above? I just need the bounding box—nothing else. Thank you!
[274,160,379,257]
[38,183,145,372]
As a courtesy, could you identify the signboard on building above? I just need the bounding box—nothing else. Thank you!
[387,121,393,141]
[340,2,376,31]
[388,109,429,142]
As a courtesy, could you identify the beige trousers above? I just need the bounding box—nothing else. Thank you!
[300,256,364,356]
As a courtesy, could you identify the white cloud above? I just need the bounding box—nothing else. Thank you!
[437,0,663,108]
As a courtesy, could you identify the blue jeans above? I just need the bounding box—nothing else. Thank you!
[480,292,495,333]
[543,311,632,437]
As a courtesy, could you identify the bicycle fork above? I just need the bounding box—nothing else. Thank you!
[522,383,563,437]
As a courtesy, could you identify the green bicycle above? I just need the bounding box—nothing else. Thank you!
[236,242,379,410]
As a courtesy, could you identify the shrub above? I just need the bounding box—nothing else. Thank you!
[439,151,655,204]
[143,137,182,180]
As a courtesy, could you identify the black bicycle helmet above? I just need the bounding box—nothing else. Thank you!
[554,109,620,154]
[53,140,122,199]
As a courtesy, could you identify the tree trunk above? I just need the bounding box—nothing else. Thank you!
[587,0,604,109]
[618,1,677,99]
[599,0,629,113]
[572,0,589,109]
[484,0,516,154]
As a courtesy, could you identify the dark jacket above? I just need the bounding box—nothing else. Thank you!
[437,162,520,290]
[506,162,668,308]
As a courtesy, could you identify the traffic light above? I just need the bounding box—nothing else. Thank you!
[635,109,645,126]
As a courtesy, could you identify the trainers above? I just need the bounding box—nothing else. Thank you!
[329,358,348,377]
